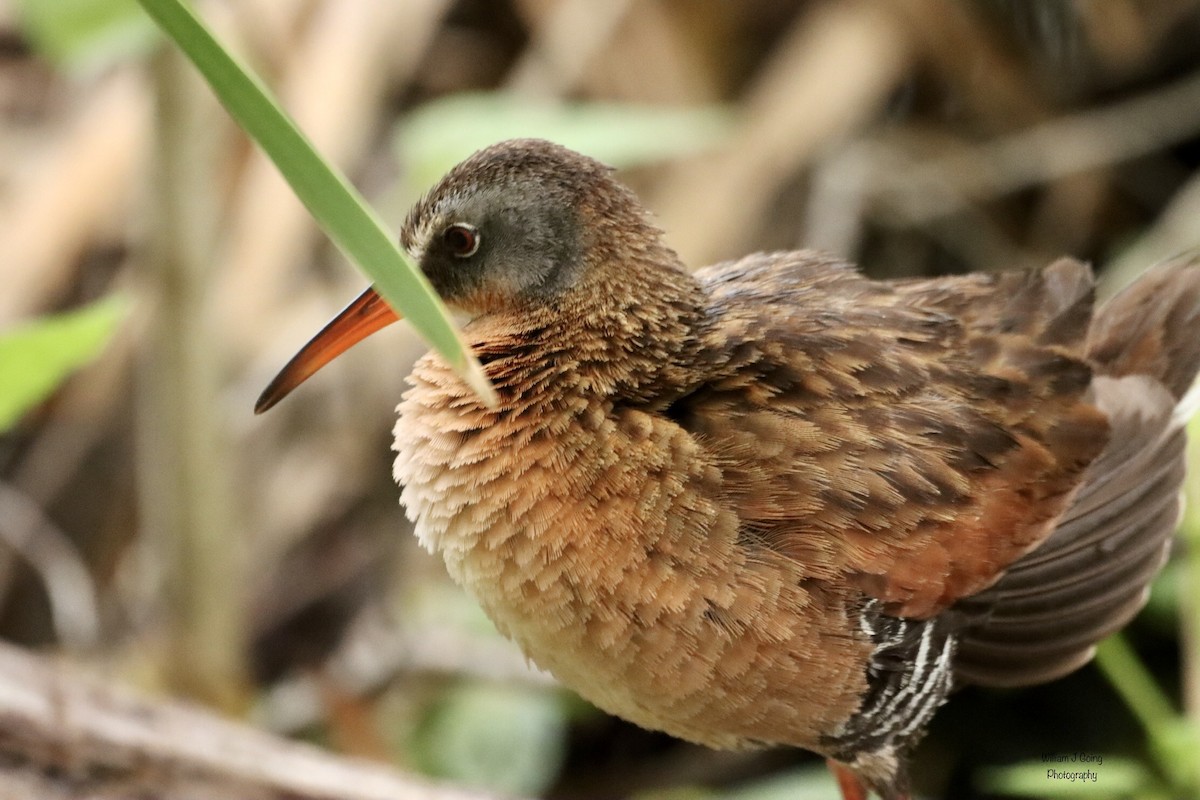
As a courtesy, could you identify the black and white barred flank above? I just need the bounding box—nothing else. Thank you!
[824,601,958,760]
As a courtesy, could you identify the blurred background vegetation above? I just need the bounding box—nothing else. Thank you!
[3,0,1200,798]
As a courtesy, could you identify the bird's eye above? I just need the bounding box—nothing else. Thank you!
[443,223,480,258]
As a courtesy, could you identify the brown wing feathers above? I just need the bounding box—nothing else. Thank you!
[849,259,1111,618]
[688,252,1197,688]
[955,256,1200,688]
[691,255,1105,619]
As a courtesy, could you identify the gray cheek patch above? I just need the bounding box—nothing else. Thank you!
[486,205,583,299]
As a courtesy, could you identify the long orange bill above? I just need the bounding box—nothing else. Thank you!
[254,285,400,414]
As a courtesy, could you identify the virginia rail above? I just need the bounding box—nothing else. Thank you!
[257,139,1200,800]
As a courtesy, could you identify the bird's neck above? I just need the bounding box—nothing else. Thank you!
[471,254,710,406]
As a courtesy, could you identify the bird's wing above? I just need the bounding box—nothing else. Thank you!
[953,373,1184,686]
[953,256,1200,686]
[682,252,1109,619]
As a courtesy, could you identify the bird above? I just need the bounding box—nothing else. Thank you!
[256,138,1200,800]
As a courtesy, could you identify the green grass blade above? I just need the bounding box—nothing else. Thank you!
[1095,634,1200,790]
[0,296,125,431]
[133,0,495,405]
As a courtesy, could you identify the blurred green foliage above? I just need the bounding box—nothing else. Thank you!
[636,766,842,800]
[0,297,124,431]
[18,0,156,70]
[412,682,568,797]
[397,92,734,192]
[982,756,1157,799]
[716,767,843,800]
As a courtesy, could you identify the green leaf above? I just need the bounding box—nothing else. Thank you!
[633,767,843,800]
[716,766,843,800]
[18,0,157,70]
[413,683,567,797]
[0,297,125,431]
[398,92,734,191]
[133,0,495,405]
[980,756,1153,798]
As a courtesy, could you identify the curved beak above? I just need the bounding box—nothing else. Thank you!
[255,285,400,414]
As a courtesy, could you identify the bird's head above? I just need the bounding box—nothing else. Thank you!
[255,139,667,413]
[399,138,632,316]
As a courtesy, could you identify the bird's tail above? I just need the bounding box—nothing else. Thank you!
[954,253,1200,688]
[1089,253,1200,406]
